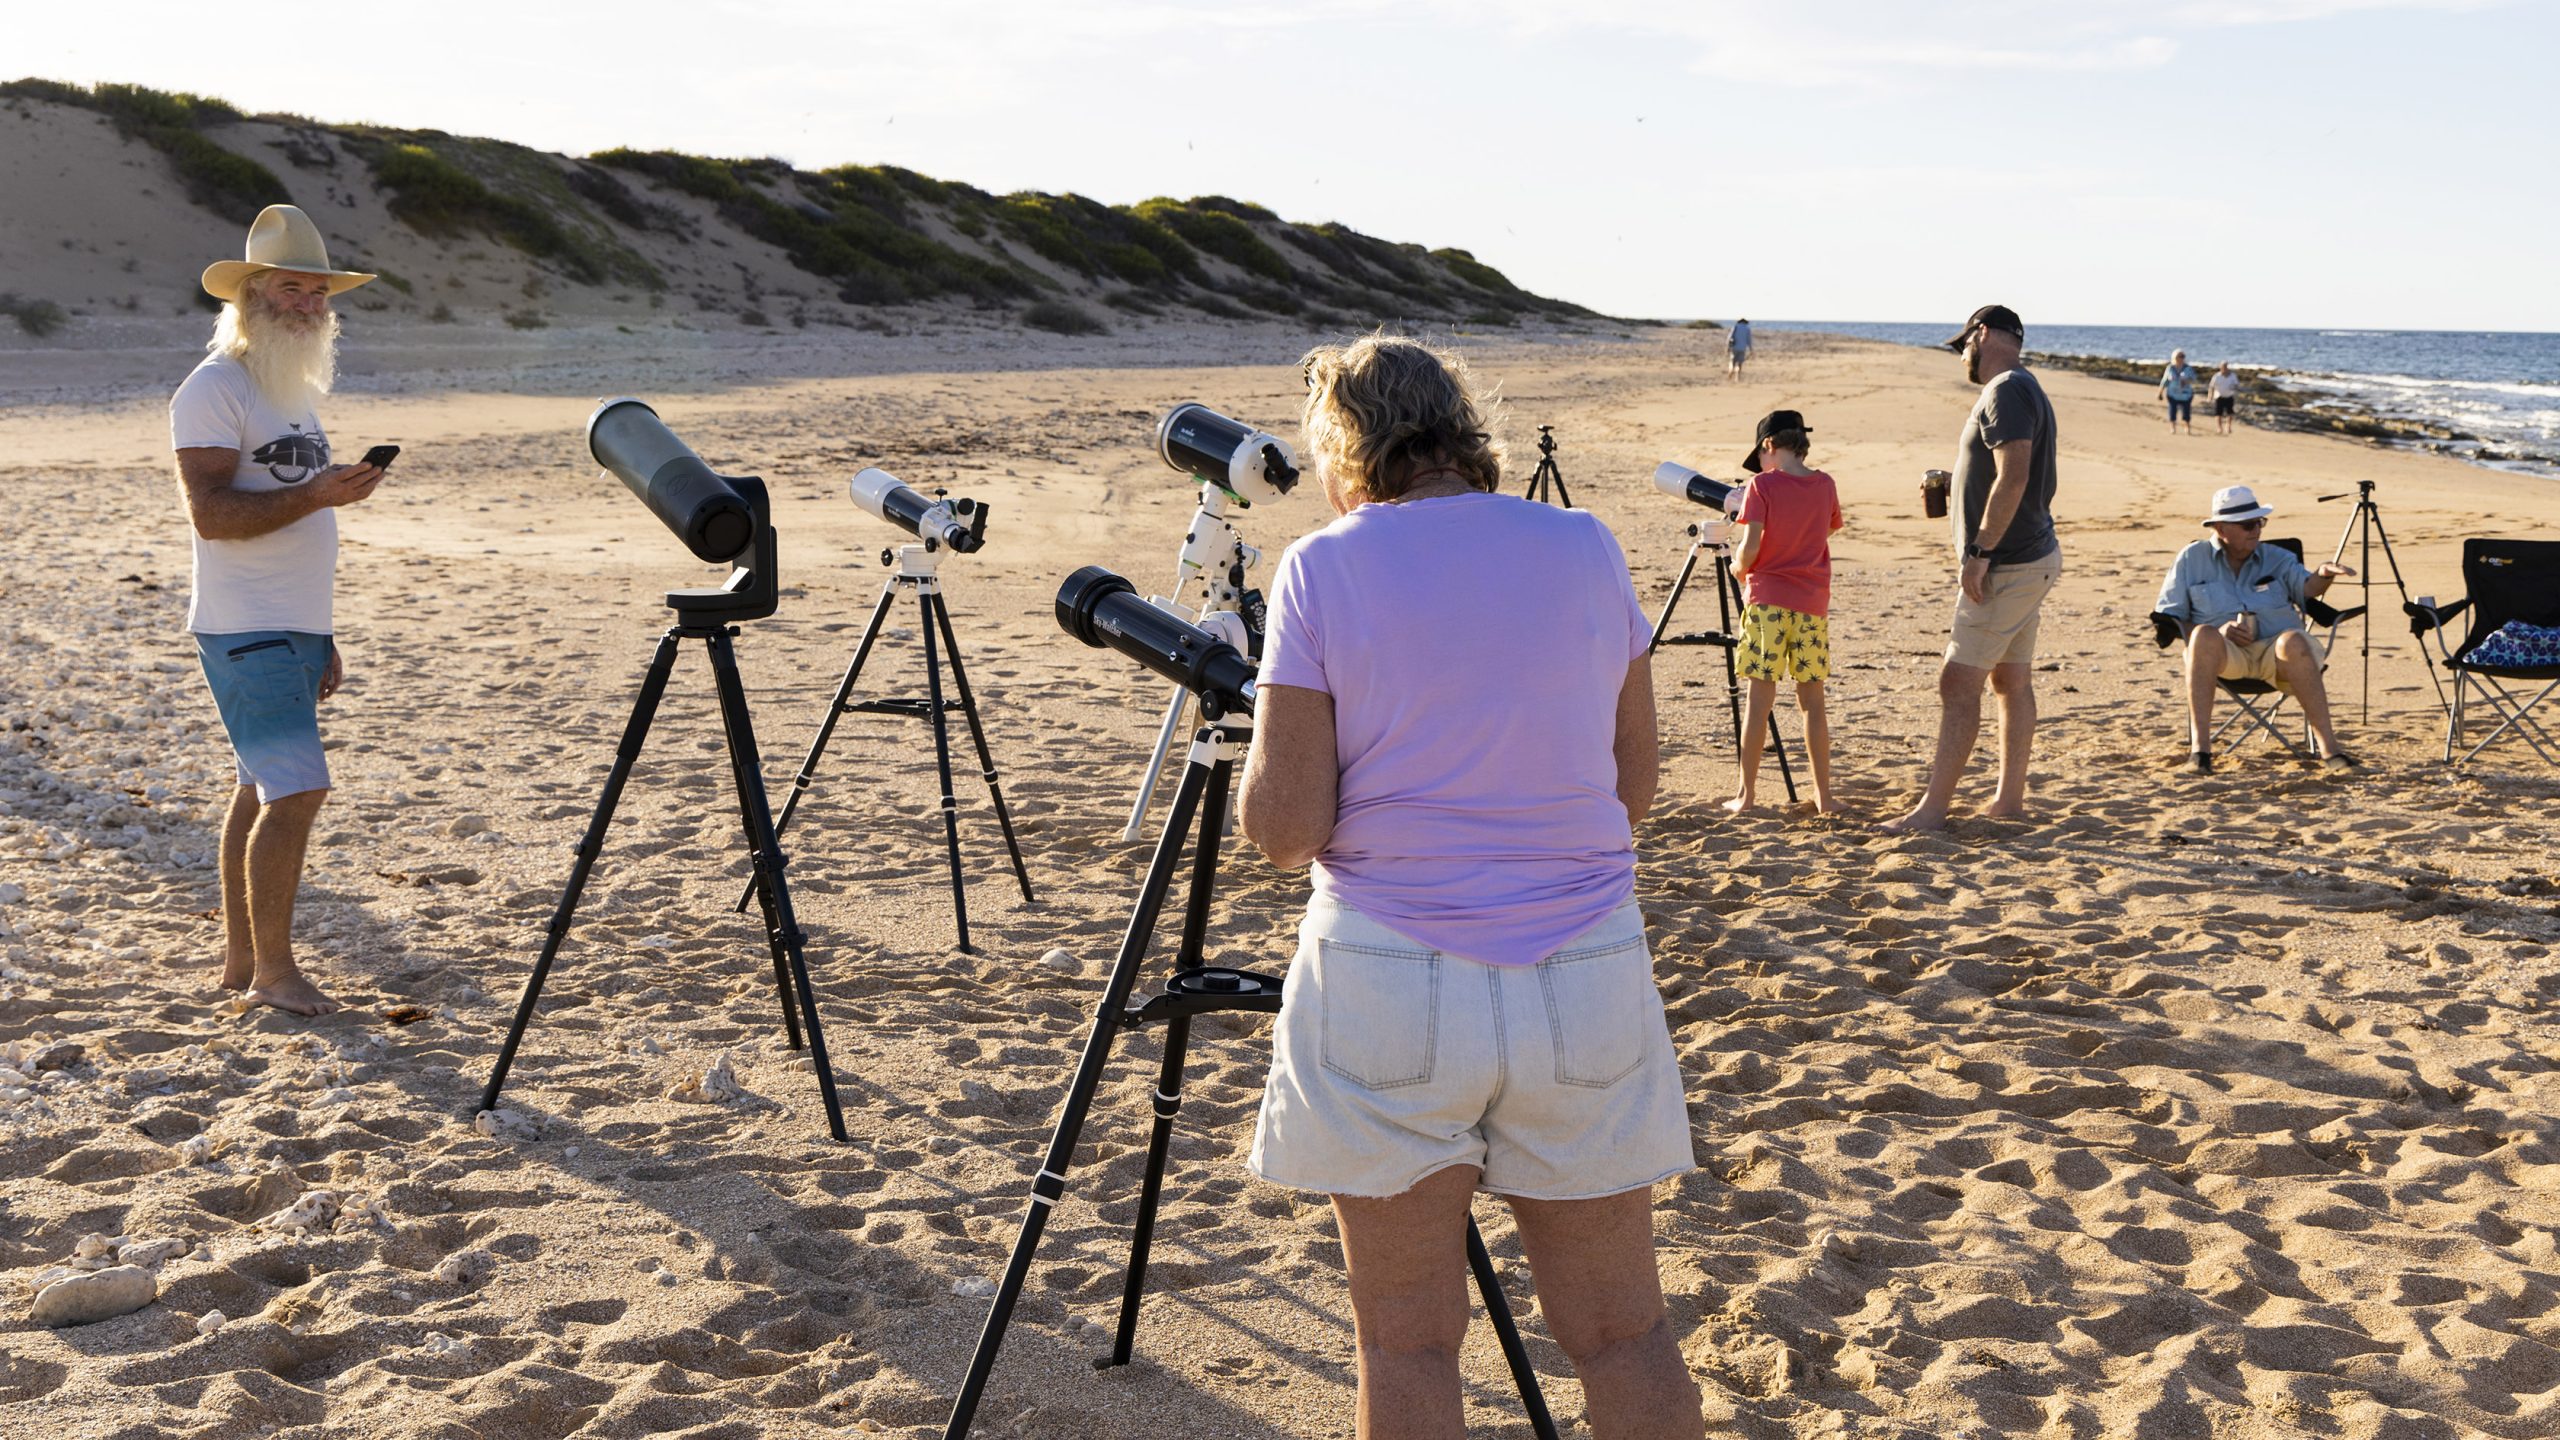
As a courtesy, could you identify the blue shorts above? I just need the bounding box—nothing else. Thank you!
[2168,396,2194,422]
[196,630,332,802]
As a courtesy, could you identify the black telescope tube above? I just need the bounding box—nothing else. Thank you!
[1652,461,1736,512]
[588,398,756,562]
[1056,566,1256,712]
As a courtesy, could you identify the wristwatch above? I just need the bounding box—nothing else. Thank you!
[1965,542,1994,560]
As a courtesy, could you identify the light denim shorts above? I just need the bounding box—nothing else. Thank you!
[1248,898,1696,1201]
[195,630,332,802]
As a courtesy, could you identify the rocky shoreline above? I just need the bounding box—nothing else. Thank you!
[2030,351,2557,474]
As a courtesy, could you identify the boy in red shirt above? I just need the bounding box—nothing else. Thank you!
[1729,409,1845,813]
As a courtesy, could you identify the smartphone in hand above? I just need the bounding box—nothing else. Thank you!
[360,444,401,471]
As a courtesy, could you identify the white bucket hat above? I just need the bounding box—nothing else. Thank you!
[201,204,376,302]
[2204,484,2275,526]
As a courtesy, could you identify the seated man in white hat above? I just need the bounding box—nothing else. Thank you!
[171,204,390,1016]
[2154,484,2358,774]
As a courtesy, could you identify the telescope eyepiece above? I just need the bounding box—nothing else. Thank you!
[851,467,990,553]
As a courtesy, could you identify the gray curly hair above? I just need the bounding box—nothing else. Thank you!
[1299,332,1505,505]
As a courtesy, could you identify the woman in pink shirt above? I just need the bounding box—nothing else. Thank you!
[1239,335,1703,1440]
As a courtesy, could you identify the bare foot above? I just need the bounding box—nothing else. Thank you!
[1880,807,1946,834]
[1983,801,2030,820]
[221,954,254,992]
[240,972,343,1017]
[1720,795,1757,814]
[1809,795,1847,815]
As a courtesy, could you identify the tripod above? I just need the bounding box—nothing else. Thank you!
[1521,424,1573,507]
[738,541,1032,954]
[1649,521,1799,804]
[2318,478,2448,722]
[482,510,847,1142]
[1123,484,1260,842]
[944,707,1559,1440]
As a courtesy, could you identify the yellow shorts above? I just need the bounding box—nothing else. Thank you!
[1736,603,1830,684]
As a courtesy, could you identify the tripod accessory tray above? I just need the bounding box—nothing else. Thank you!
[1124,966,1285,1026]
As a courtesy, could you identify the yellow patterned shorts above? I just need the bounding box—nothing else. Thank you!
[1736,603,1830,683]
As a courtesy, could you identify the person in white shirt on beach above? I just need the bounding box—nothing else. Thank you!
[2210,361,2242,435]
[171,205,389,1016]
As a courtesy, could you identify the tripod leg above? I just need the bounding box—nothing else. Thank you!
[706,628,848,1143]
[1122,681,1193,843]
[930,592,1036,903]
[917,587,974,954]
[2362,506,2453,718]
[1466,1218,1561,1440]
[735,581,897,914]
[1714,557,1746,755]
[1109,753,1232,1363]
[945,754,1216,1440]
[481,630,681,1118]
[1647,542,1703,654]
[1553,465,1573,509]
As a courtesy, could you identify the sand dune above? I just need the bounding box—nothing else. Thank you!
[4,323,2558,1438]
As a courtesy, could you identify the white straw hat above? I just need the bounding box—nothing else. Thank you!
[201,204,376,302]
[2203,484,2275,526]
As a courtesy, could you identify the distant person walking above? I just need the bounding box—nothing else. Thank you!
[1885,304,2063,835]
[2159,349,2198,435]
[1726,318,1753,381]
[172,205,391,1016]
[1727,409,1844,814]
[2210,361,2241,434]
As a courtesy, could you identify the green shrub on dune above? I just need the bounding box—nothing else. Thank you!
[3,78,285,222]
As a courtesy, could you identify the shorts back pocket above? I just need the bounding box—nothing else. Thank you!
[1316,941,1439,1090]
[1536,938,1660,1089]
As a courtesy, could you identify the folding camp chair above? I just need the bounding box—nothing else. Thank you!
[2406,538,2560,765]
[2148,538,2363,759]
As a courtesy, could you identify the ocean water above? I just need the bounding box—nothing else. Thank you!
[1770,321,2560,476]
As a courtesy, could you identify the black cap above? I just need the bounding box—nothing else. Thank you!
[1742,409,1811,473]
[1941,304,2023,352]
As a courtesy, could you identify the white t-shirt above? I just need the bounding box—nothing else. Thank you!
[2210,369,2240,398]
[169,353,338,635]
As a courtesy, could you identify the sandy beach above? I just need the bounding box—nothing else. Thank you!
[5,318,2559,1439]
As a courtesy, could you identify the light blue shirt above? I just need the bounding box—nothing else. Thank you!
[2156,536,2311,638]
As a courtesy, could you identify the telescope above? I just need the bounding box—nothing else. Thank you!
[849,468,989,554]
[1057,566,1257,714]
[588,397,777,621]
[1157,404,1299,506]
[1653,461,1743,516]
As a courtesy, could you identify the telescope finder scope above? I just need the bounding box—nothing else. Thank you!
[589,398,758,563]
[1158,404,1299,507]
[1056,566,1257,713]
[1653,461,1742,516]
[849,468,988,554]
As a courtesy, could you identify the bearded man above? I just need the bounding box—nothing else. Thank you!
[171,204,388,1016]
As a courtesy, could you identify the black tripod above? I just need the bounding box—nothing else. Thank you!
[943,707,1558,1440]
[481,508,847,1142]
[2318,478,2448,723]
[1650,521,1799,804]
[1521,425,1573,507]
[738,541,1032,953]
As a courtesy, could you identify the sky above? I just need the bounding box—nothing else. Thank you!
[15,0,2557,331]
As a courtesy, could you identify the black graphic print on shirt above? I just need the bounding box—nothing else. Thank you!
[251,424,329,485]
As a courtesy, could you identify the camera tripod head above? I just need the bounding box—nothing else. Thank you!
[2317,479,2376,504]
[1537,425,1556,457]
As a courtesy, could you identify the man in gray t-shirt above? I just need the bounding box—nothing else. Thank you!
[1886,304,2065,834]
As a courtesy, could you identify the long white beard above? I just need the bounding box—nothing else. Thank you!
[211,298,340,412]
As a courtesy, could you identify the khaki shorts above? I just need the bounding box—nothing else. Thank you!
[1947,552,2063,669]
[2219,630,2322,685]
[1249,898,1696,1201]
